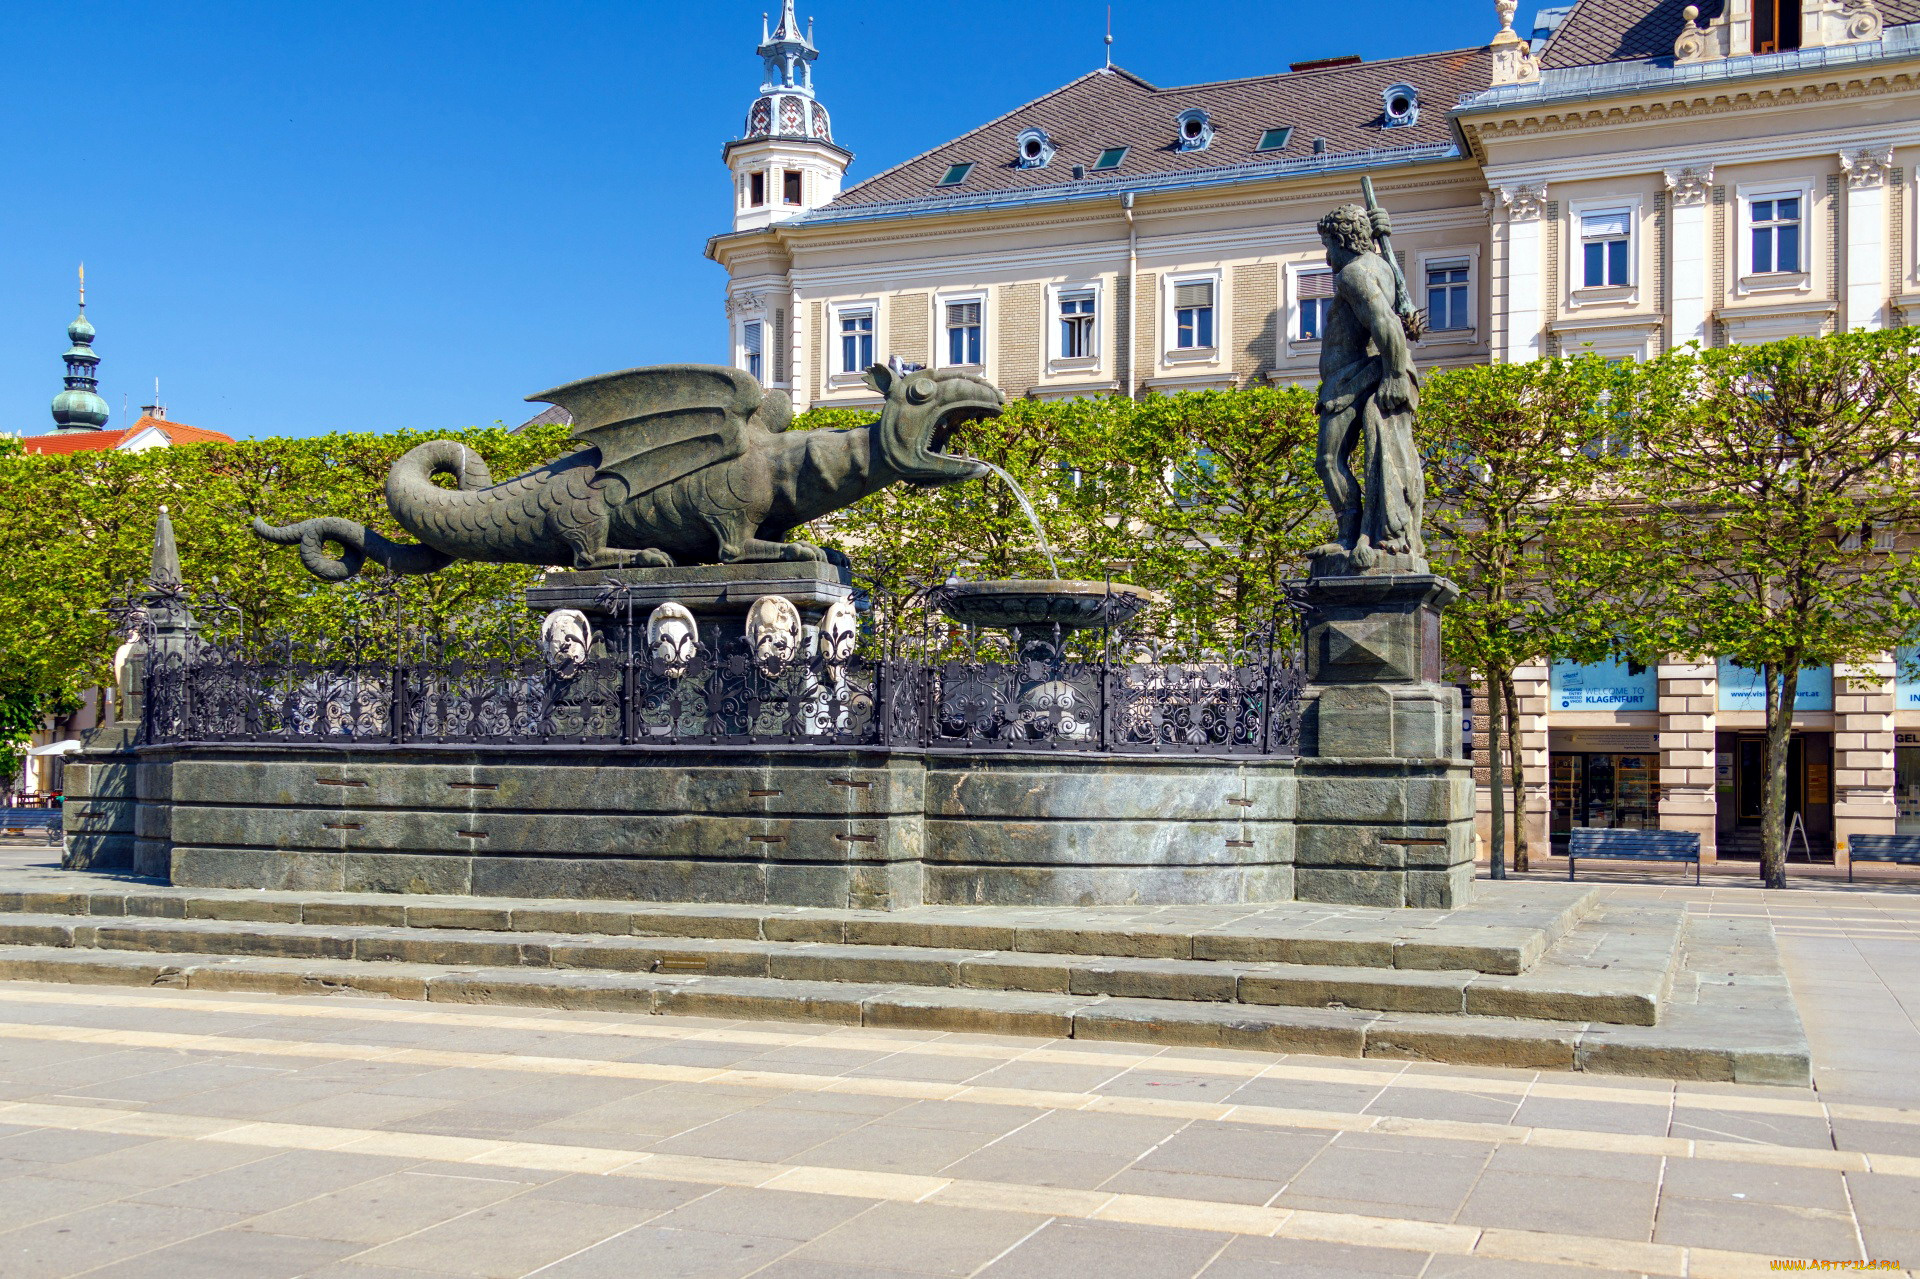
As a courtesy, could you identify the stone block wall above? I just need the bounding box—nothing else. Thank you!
[1657,659,1719,860]
[1834,659,1898,871]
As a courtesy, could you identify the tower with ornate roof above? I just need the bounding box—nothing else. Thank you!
[723,1,852,234]
[50,267,110,434]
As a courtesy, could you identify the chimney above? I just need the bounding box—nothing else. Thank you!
[140,402,167,420]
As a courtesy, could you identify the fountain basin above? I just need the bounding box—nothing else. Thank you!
[933,579,1164,632]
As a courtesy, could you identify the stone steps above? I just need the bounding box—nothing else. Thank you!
[0,926,1806,1084]
[0,880,1597,974]
[0,905,1679,1026]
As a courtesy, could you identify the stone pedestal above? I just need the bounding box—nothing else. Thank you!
[527,561,853,653]
[1291,573,1477,909]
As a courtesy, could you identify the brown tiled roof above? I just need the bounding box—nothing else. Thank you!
[21,414,234,455]
[828,48,1491,209]
[1540,0,1920,68]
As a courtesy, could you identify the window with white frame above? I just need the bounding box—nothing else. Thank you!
[1749,195,1803,274]
[944,299,983,366]
[1425,259,1470,331]
[838,307,874,374]
[742,321,764,383]
[1580,209,1631,288]
[1296,270,1334,340]
[1173,279,1215,350]
[1058,289,1096,359]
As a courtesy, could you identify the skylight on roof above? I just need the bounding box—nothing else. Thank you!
[1094,147,1128,171]
[1257,127,1292,152]
[937,162,974,187]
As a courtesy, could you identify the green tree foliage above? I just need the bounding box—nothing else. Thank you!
[1418,354,1640,876]
[0,424,574,717]
[1622,331,1920,888]
[800,387,1331,647]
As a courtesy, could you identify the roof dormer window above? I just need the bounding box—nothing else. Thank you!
[1094,146,1128,171]
[1016,128,1055,169]
[1176,108,1212,152]
[938,162,974,187]
[1256,127,1292,152]
[1381,83,1419,128]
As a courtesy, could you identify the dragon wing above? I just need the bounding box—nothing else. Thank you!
[524,364,787,502]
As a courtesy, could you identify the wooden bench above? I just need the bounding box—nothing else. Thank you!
[1567,827,1701,884]
[0,809,61,846]
[1845,834,1920,882]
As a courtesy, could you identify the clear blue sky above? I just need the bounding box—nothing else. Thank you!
[0,0,1493,441]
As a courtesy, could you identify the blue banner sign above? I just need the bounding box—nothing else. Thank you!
[1898,647,1920,710]
[1550,659,1657,711]
[1716,659,1833,711]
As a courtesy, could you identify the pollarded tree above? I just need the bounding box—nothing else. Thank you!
[1417,354,1643,877]
[1628,330,1920,889]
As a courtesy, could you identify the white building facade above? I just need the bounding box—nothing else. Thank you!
[708,0,1920,866]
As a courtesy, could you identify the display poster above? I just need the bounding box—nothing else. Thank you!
[1716,659,1833,711]
[1550,658,1657,711]
[1806,762,1830,805]
[1897,647,1920,709]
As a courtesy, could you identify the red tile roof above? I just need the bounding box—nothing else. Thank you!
[827,49,1491,210]
[20,414,235,456]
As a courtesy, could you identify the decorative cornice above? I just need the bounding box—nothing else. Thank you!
[1663,164,1716,205]
[1839,143,1896,187]
[1458,45,1920,148]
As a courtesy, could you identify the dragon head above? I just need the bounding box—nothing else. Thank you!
[863,364,1001,486]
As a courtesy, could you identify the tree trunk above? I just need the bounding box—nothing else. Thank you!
[1760,662,1799,891]
[1487,673,1507,880]
[1502,669,1529,874]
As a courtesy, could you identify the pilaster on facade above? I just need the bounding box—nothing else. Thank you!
[1664,165,1715,349]
[1840,144,1896,331]
[1489,183,1548,364]
[1834,658,1898,871]
[1657,660,1720,861]
[1512,662,1552,853]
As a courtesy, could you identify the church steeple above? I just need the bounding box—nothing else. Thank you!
[725,2,851,235]
[51,265,110,433]
[745,1,832,145]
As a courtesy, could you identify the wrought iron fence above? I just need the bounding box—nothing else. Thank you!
[128,581,1306,756]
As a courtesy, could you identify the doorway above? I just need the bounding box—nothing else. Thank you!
[1715,731,1832,860]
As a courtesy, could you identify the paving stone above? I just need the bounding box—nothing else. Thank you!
[789,1202,1048,1276]
[974,1218,1232,1278]
[536,1224,799,1279]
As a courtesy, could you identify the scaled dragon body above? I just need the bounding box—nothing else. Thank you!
[254,363,1001,581]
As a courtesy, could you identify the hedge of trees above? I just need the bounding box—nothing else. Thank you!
[5,326,1919,886]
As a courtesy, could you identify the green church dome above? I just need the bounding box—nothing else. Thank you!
[51,386,110,429]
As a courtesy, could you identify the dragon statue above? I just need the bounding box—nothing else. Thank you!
[253,363,1001,580]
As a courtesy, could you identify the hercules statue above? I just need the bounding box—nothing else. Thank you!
[1307,194,1427,578]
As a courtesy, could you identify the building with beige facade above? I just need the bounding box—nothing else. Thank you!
[707,0,1920,866]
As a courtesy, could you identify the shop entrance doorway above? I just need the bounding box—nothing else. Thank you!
[1715,731,1833,860]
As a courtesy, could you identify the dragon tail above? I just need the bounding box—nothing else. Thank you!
[250,516,454,582]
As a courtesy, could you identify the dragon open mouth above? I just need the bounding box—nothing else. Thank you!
[927,400,1000,460]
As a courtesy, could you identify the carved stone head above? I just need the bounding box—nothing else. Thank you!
[817,598,859,672]
[645,602,698,679]
[746,595,803,673]
[538,609,593,677]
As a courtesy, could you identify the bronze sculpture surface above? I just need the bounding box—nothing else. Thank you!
[1308,199,1427,578]
[254,363,1000,580]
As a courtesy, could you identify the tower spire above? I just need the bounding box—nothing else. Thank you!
[51,264,110,433]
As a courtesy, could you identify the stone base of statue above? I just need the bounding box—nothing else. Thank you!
[1291,573,1477,909]
[526,560,854,654]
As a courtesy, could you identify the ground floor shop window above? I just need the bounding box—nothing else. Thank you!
[1551,752,1660,843]
[1899,746,1920,834]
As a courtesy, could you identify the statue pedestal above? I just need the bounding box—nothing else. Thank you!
[527,561,853,652]
[1292,573,1477,909]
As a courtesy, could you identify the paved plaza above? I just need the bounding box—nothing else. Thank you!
[0,863,1906,1276]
